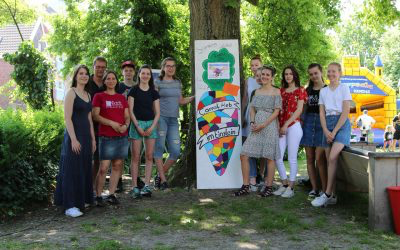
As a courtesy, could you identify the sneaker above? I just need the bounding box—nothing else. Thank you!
[154,175,161,189]
[281,187,294,198]
[308,190,318,199]
[327,195,337,205]
[250,184,258,192]
[107,194,120,205]
[130,187,141,199]
[137,177,145,189]
[311,193,331,207]
[140,185,152,197]
[160,181,169,191]
[65,207,83,217]
[259,184,266,193]
[273,185,287,196]
[116,178,124,193]
[96,196,105,207]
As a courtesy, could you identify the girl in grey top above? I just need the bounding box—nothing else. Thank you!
[153,57,194,189]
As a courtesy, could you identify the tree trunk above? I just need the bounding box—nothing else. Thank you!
[169,0,244,187]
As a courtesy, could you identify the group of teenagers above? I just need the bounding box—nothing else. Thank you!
[54,54,352,218]
[54,56,194,218]
[236,55,352,209]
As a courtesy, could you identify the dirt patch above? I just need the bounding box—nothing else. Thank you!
[1,184,399,250]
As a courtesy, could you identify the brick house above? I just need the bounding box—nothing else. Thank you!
[0,19,49,109]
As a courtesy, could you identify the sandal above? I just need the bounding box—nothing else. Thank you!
[234,185,250,196]
[258,186,273,197]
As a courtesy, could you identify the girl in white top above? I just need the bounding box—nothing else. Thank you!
[312,62,352,207]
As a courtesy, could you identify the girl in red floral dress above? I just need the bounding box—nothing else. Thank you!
[273,65,307,198]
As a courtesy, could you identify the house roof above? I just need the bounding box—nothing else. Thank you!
[0,24,35,56]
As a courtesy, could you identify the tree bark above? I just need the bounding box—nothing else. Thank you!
[169,0,244,187]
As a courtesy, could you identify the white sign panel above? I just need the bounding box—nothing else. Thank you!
[195,40,242,189]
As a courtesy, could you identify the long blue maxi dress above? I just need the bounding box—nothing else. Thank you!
[54,91,93,210]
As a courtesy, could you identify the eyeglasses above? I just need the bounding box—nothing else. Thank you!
[94,66,106,69]
[165,65,176,69]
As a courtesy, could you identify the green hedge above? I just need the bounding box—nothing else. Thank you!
[0,108,64,219]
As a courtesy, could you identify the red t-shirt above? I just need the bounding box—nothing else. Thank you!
[279,87,308,128]
[92,92,128,137]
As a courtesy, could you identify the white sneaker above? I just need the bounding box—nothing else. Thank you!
[281,188,294,198]
[65,207,83,217]
[250,184,258,192]
[259,184,266,193]
[311,193,331,207]
[273,185,287,196]
[327,195,337,205]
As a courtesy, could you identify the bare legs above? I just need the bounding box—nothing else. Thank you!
[130,138,155,187]
[263,159,276,187]
[324,142,344,195]
[130,139,142,188]
[143,139,155,185]
[316,147,327,192]
[305,146,327,192]
[154,158,176,183]
[240,155,275,187]
[240,155,250,185]
[96,159,123,196]
[305,146,317,191]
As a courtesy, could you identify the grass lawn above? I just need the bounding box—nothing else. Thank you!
[1,161,399,249]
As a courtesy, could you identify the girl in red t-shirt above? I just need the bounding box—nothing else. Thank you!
[274,65,307,198]
[92,71,130,206]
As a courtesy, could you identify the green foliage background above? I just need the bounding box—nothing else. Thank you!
[242,0,340,83]
[0,0,36,26]
[0,108,64,219]
[4,42,53,110]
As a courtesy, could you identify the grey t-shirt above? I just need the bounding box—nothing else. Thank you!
[155,79,181,118]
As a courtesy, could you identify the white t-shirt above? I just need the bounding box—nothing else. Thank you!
[243,77,260,137]
[318,84,352,115]
[356,114,375,130]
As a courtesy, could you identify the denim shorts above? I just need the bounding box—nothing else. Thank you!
[93,135,100,161]
[300,113,324,147]
[154,116,181,160]
[99,136,129,160]
[129,120,158,140]
[321,115,351,147]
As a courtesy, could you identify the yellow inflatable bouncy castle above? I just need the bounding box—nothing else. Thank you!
[339,56,397,144]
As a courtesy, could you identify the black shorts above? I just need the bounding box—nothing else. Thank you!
[394,131,400,140]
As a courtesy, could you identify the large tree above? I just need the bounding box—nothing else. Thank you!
[169,0,244,186]
[169,0,340,186]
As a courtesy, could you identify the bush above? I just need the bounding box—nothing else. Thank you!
[0,108,64,219]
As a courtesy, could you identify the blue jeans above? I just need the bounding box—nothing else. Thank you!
[154,116,180,161]
[321,115,351,147]
[243,136,267,178]
[99,136,129,160]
